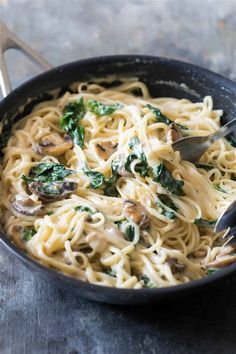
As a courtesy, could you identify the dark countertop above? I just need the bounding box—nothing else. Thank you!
[0,1,236,353]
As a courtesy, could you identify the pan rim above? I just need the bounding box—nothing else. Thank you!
[2,54,236,106]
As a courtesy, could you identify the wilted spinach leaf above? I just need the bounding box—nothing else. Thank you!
[125,136,150,177]
[157,194,178,220]
[153,163,184,196]
[103,158,122,197]
[140,274,156,288]
[22,163,75,184]
[104,269,117,277]
[75,205,96,214]
[83,158,121,195]
[214,184,227,193]
[69,126,85,147]
[116,219,137,242]
[83,167,105,189]
[146,104,188,130]
[206,268,217,275]
[88,99,121,116]
[125,224,135,242]
[60,97,85,147]
[23,227,36,241]
[194,218,216,228]
[61,98,85,129]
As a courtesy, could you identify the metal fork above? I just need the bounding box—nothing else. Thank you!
[172,118,236,163]
[172,118,236,236]
[215,201,236,239]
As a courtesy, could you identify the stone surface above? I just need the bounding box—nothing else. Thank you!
[0,0,236,353]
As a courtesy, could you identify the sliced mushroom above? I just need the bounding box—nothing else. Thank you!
[207,254,236,269]
[167,256,187,273]
[192,249,207,258]
[206,244,236,268]
[123,199,150,229]
[216,244,236,257]
[95,141,118,160]
[167,123,183,143]
[28,180,78,203]
[11,195,45,216]
[36,133,73,156]
[8,224,25,249]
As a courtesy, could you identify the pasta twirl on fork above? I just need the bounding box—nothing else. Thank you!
[0,79,236,289]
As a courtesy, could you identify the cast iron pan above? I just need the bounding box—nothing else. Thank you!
[0,22,235,304]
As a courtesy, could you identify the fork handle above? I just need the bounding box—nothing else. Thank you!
[210,117,236,143]
[0,21,52,97]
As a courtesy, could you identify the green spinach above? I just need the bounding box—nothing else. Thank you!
[75,205,96,214]
[83,167,105,189]
[88,99,121,116]
[206,268,217,275]
[22,163,75,184]
[103,158,121,197]
[153,163,184,196]
[157,194,178,220]
[194,218,217,228]
[60,97,85,147]
[214,184,226,193]
[116,220,136,242]
[69,126,85,147]
[125,136,150,177]
[83,158,121,195]
[146,104,188,130]
[23,227,36,241]
[104,269,117,277]
[125,224,135,242]
[46,211,54,215]
[61,98,85,129]
[22,163,75,198]
[140,274,156,288]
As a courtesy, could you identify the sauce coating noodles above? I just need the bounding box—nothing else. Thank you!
[0,79,236,289]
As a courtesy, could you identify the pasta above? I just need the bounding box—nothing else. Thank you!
[0,78,236,289]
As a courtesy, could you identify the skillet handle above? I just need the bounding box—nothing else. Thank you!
[0,21,53,98]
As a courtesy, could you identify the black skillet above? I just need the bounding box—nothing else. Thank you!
[0,21,235,305]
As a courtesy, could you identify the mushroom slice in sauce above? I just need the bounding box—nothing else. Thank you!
[207,245,236,268]
[167,123,183,143]
[207,254,236,268]
[217,244,236,257]
[8,224,25,249]
[36,133,73,156]
[28,180,78,203]
[95,141,118,160]
[11,195,45,216]
[167,256,187,273]
[123,199,150,229]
